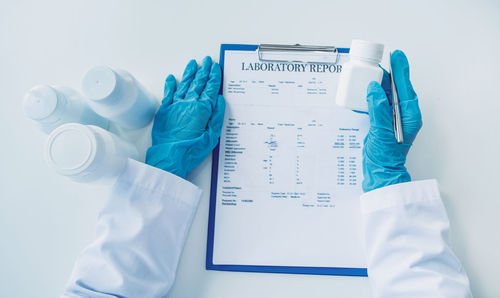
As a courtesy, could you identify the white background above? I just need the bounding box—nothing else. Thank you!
[1,0,499,297]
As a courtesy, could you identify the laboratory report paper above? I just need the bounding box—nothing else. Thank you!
[209,46,369,274]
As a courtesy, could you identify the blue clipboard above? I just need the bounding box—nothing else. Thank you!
[206,44,367,277]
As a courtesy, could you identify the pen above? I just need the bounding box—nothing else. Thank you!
[388,51,404,144]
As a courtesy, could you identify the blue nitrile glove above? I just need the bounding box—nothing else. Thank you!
[146,56,226,178]
[362,50,422,192]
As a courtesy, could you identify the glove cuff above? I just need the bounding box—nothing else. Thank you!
[146,143,192,178]
[362,157,411,192]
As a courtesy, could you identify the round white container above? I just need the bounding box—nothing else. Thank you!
[23,85,109,134]
[82,66,158,129]
[336,40,384,112]
[45,123,140,183]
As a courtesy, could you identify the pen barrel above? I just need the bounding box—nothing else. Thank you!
[389,68,404,144]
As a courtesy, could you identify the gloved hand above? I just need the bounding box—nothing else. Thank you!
[146,56,226,178]
[362,50,422,192]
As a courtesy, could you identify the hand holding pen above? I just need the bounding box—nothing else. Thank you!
[362,50,422,191]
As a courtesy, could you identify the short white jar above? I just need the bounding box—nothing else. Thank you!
[336,40,384,112]
[82,66,158,129]
[23,85,109,134]
[45,123,140,183]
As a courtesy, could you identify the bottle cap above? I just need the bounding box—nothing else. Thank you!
[349,40,384,62]
[23,85,60,120]
[45,123,97,177]
[81,66,119,101]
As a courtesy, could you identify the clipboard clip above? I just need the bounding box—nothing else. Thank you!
[258,44,339,64]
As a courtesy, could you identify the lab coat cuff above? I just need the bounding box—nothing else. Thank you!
[118,158,203,207]
[360,179,441,214]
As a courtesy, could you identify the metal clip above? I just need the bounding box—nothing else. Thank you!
[258,44,339,64]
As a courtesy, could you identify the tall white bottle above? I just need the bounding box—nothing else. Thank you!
[23,85,109,134]
[45,123,140,183]
[81,66,158,129]
[336,40,384,112]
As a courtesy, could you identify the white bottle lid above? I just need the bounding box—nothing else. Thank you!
[349,40,384,63]
[45,123,97,177]
[81,66,119,101]
[23,85,60,120]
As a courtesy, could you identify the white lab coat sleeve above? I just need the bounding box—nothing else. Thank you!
[360,179,472,298]
[62,159,203,298]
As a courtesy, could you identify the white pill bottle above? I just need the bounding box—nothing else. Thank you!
[336,40,384,112]
[82,66,158,129]
[45,123,140,183]
[23,85,109,134]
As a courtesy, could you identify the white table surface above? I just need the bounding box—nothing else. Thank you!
[1,0,499,297]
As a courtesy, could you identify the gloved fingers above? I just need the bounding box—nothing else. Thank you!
[367,81,393,131]
[185,56,212,100]
[207,95,226,135]
[153,75,177,135]
[174,59,198,102]
[162,74,177,105]
[380,68,392,104]
[200,63,222,109]
[391,50,417,103]
[400,99,423,136]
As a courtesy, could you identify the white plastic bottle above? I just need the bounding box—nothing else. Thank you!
[23,85,109,134]
[336,40,384,112]
[81,66,158,129]
[45,123,140,183]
